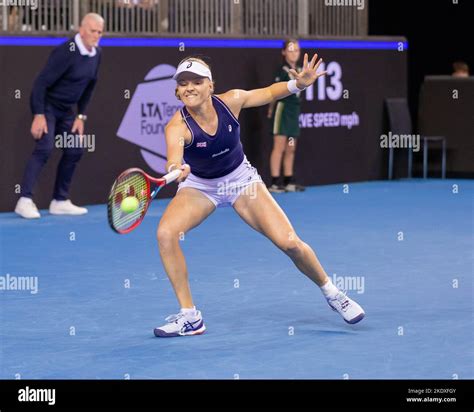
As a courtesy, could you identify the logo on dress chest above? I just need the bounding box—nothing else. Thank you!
[228,124,232,132]
[196,141,207,148]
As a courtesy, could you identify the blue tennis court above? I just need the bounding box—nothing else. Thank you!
[0,179,472,379]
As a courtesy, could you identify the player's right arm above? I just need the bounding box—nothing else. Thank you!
[164,111,191,182]
[219,53,326,117]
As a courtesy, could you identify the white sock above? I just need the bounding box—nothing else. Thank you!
[180,306,197,318]
[320,279,339,299]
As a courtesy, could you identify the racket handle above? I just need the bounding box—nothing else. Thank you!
[163,168,182,184]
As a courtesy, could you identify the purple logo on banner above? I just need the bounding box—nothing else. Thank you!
[117,64,183,174]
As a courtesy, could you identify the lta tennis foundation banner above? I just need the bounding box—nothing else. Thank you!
[0,37,407,211]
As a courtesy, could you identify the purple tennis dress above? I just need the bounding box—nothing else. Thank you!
[177,95,262,207]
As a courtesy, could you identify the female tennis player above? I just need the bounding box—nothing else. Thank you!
[154,55,365,337]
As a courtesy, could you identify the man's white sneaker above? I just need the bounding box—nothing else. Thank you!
[327,291,365,324]
[154,310,206,337]
[15,197,41,219]
[49,199,88,215]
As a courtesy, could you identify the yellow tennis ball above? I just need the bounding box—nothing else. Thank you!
[120,196,139,213]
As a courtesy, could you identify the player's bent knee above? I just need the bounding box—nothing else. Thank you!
[278,237,304,257]
[157,225,181,250]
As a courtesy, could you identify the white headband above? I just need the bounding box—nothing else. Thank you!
[173,60,213,82]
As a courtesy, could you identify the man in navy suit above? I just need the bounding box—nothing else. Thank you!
[15,13,104,219]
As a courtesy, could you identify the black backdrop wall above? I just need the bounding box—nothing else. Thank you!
[369,0,473,130]
[0,39,407,211]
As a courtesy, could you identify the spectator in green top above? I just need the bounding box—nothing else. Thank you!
[267,39,305,193]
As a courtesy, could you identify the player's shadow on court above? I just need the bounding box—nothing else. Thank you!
[313,323,372,334]
[310,329,358,336]
[292,319,371,335]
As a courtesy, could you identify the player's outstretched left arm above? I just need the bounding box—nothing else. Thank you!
[218,53,327,118]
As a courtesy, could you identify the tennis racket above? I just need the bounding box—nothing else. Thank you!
[107,168,182,234]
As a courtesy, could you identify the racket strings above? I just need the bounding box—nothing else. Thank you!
[109,172,148,232]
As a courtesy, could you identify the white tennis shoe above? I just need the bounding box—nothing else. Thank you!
[154,310,206,337]
[15,197,41,219]
[49,199,88,215]
[327,291,365,324]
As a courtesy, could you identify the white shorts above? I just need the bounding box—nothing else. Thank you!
[177,156,263,208]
